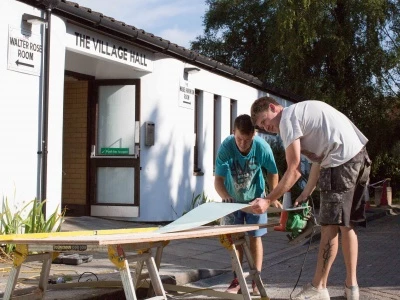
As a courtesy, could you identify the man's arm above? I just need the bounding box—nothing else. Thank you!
[293,163,320,206]
[214,175,233,201]
[251,139,302,213]
[266,172,282,208]
[266,172,279,191]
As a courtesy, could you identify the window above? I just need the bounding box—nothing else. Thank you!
[230,99,237,132]
[193,90,204,175]
[213,95,221,171]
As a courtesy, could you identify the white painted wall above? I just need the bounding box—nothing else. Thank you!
[0,1,43,215]
[0,1,68,219]
[138,54,196,221]
[45,14,67,218]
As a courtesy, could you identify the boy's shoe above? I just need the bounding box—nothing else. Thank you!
[225,278,241,294]
[292,283,330,300]
[252,280,260,296]
[345,285,359,300]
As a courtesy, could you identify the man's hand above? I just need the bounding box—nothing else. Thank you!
[250,198,282,213]
[293,194,308,207]
[250,198,271,214]
[270,199,283,209]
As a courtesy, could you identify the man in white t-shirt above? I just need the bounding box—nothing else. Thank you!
[249,96,371,300]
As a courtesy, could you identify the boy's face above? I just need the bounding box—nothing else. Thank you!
[234,130,254,154]
[254,104,280,134]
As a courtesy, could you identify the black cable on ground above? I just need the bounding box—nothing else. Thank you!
[78,271,99,282]
[289,195,320,299]
[289,224,317,299]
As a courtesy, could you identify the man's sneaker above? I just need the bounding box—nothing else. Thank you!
[225,278,241,294]
[292,283,330,300]
[345,285,359,300]
[252,280,260,296]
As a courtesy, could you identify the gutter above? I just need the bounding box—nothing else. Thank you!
[39,6,49,216]
[37,0,61,215]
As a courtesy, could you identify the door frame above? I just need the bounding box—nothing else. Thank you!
[63,70,95,216]
[89,79,141,216]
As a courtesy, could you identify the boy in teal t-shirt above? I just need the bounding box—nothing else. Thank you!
[214,114,279,295]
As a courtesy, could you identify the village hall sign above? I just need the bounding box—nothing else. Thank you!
[66,24,153,72]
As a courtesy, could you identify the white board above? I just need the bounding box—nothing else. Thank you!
[156,202,249,234]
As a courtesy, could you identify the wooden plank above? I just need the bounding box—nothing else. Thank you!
[0,224,278,246]
[0,227,158,242]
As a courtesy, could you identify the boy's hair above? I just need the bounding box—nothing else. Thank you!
[234,114,254,135]
[250,96,280,124]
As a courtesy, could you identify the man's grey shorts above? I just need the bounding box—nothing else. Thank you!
[318,147,371,227]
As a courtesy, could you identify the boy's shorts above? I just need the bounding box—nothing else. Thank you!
[318,147,371,227]
[221,209,267,237]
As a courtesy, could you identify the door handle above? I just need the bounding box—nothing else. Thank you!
[134,121,140,156]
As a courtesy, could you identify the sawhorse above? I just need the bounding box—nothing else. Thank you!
[2,242,169,300]
[220,233,270,300]
[162,233,270,299]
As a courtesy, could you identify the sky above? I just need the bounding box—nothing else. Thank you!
[75,0,208,49]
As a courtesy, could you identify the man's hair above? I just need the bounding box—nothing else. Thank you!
[250,96,280,124]
[234,114,254,135]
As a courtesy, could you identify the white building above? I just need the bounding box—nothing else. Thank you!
[0,0,301,222]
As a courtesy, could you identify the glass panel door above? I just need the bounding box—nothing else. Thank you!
[96,167,135,204]
[97,85,137,156]
[89,79,140,217]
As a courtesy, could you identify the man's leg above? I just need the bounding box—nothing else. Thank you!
[295,149,367,300]
[249,236,263,272]
[293,225,337,300]
[246,211,267,273]
[312,225,339,289]
[246,212,266,296]
[340,226,358,288]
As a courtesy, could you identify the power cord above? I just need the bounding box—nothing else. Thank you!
[289,195,320,299]
[78,271,99,282]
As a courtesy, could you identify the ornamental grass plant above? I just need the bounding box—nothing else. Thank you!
[1,198,66,256]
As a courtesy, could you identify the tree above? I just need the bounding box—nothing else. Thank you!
[192,0,400,192]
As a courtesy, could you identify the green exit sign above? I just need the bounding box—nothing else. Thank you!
[100,148,129,155]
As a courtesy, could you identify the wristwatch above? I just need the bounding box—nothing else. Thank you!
[222,198,235,203]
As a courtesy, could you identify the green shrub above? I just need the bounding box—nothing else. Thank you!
[1,198,66,254]
[371,145,400,196]
[182,192,213,216]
